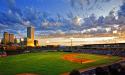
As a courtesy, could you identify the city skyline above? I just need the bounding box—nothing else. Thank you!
[0,0,125,38]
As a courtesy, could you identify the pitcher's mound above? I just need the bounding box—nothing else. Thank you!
[16,73,39,75]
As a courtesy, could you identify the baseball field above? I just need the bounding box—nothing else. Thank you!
[0,52,121,75]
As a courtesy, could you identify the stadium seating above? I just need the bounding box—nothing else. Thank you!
[81,61,125,75]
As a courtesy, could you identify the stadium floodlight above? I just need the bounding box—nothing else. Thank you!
[70,37,74,51]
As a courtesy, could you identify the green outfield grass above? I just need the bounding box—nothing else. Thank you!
[0,52,121,75]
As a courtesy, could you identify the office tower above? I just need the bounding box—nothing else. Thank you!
[26,26,35,46]
[34,40,38,46]
[3,32,9,45]
[27,27,34,40]
[9,34,14,43]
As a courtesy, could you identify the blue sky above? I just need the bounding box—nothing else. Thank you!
[0,0,125,38]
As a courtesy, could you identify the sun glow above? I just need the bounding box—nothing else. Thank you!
[36,36,123,46]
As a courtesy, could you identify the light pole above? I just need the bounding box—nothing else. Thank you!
[70,37,74,52]
[46,41,50,50]
[113,30,118,44]
[112,30,118,55]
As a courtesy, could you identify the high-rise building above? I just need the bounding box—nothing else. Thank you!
[34,40,38,46]
[25,26,35,46]
[3,32,15,45]
[9,34,14,43]
[27,27,34,40]
[3,32,9,45]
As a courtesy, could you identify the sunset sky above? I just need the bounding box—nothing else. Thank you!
[0,0,125,38]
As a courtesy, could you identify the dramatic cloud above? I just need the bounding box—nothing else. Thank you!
[83,14,97,27]
[70,0,89,8]
[69,0,112,9]
[118,2,125,25]
[72,16,82,26]
[104,10,117,25]
[0,0,124,37]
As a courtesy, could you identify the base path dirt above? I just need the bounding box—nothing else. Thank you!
[62,53,94,64]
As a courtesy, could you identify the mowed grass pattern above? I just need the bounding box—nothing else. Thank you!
[0,52,121,75]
